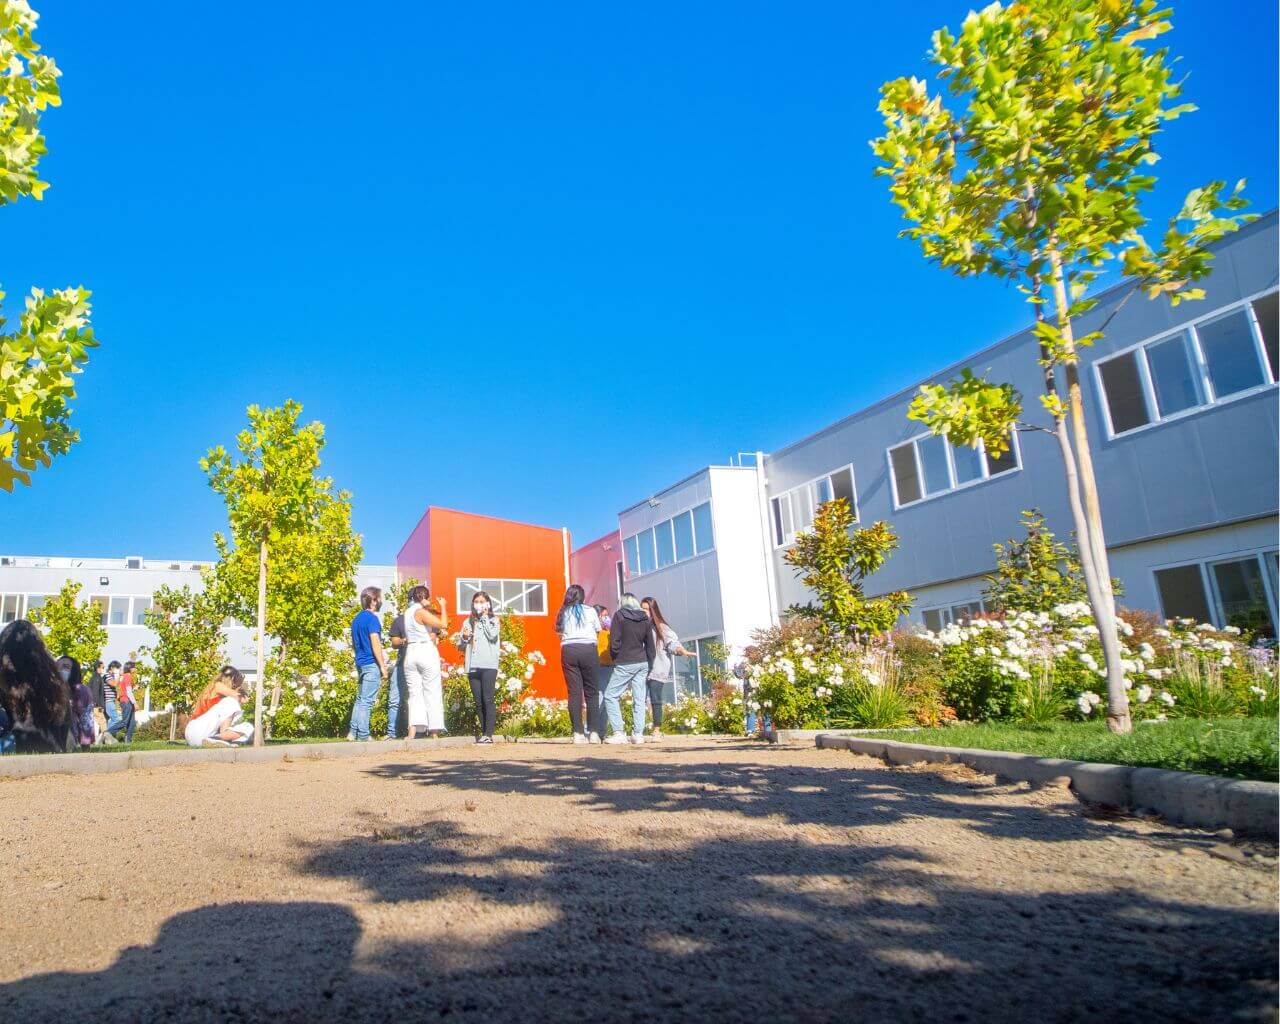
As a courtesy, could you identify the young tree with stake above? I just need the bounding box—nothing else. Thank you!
[201,401,361,745]
[872,0,1253,732]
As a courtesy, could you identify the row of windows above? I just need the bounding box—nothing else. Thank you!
[920,600,989,633]
[1096,291,1278,438]
[771,466,857,547]
[1154,550,1278,640]
[888,432,1020,508]
[455,578,547,616]
[0,593,154,627]
[623,502,715,580]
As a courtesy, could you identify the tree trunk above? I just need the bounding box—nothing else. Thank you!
[269,641,287,715]
[1048,250,1131,733]
[254,535,268,747]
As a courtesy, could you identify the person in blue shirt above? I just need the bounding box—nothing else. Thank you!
[348,586,389,741]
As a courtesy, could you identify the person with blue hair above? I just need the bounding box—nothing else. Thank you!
[555,585,604,743]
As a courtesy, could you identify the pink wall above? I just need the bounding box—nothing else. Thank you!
[571,530,622,611]
[395,508,433,585]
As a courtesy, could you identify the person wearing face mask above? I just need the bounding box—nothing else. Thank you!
[403,585,450,739]
[102,659,122,742]
[460,591,501,743]
[56,655,96,749]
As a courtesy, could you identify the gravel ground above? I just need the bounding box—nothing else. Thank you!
[0,738,1274,1023]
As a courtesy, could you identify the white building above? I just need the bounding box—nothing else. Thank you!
[0,553,397,679]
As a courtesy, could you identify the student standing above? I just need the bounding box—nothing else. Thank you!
[103,660,121,739]
[556,585,603,743]
[403,586,449,739]
[594,604,614,729]
[604,594,655,744]
[460,591,501,743]
[348,587,388,742]
[56,655,95,749]
[113,661,138,743]
[641,597,697,741]
[384,610,407,740]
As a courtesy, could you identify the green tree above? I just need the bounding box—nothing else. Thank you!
[140,584,225,713]
[201,401,363,744]
[0,2,97,491]
[784,499,912,636]
[872,0,1253,732]
[28,579,107,668]
[984,509,1123,613]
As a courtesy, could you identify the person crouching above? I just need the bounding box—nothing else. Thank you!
[184,667,254,747]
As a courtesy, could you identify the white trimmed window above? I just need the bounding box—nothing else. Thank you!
[1095,290,1278,438]
[887,432,1020,509]
[920,600,987,632]
[456,578,547,616]
[1153,550,1278,640]
[622,501,715,580]
[770,466,858,547]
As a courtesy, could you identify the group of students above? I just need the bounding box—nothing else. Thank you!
[0,616,257,754]
[345,582,695,746]
[557,585,695,744]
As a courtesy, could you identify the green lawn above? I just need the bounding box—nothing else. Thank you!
[78,736,348,754]
[868,718,1279,782]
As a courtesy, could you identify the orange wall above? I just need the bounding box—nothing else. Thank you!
[398,507,570,699]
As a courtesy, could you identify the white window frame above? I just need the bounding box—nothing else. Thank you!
[1150,548,1279,634]
[671,631,725,700]
[622,500,715,581]
[919,599,988,630]
[770,464,859,549]
[1094,288,1278,440]
[887,429,1023,510]
[455,578,549,617]
[0,592,25,624]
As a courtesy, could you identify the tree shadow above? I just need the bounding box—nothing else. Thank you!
[364,752,1132,846]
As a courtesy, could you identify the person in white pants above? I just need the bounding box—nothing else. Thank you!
[185,696,254,746]
[403,585,449,738]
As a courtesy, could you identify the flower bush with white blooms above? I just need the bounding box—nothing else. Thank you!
[262,648,359,739]
[443,613,552,736]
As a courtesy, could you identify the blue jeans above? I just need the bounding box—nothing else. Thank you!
[603,662,647,738]
[350,663,382,741]
[386,659,406,738]
[104,694,120,734]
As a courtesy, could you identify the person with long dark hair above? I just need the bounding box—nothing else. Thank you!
[460,590,501,743]
[404,584,449,739]
[0,620,75,754]
[604,593,655,743]
[55,655,96,749]
[555,584,603,743]
[641,597,697,741]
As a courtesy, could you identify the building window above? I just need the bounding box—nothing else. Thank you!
[108,597,130,626]
[1096,291,1278,437]
[456,579,547,616]
[921,600,987,632]
[623,501,714,579]
[614,561,624,602]
[1154,552,1277,639]
[90,595,108,627]
[132,597,153,625]
[1,594,22,624]
[24,594,51,617]
[770,466,858,547]
[666,632,724,701]
[887,433,1020,509]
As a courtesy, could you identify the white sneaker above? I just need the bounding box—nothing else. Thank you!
[604,734,627,745]
[630,734,645,745]
[571,733,588,745]
[588,732,602,744]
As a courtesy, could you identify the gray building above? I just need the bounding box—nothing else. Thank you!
[0,554,397,684]
[603,211,1279,667]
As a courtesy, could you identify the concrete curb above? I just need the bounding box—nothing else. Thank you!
[0,732,755,780]
[0,735,494,780]
[763,727,918,744]
[815,734,1279,836]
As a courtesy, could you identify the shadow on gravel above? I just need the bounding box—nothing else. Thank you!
[2,756,1274,1024]
[365,753,1123,844]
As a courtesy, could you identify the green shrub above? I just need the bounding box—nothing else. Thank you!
[1009,674,1070,726]
[830,679,913,729]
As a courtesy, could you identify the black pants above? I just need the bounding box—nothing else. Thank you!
[561,643,604,736]
[646,679,665,729]
[469,668,497,737]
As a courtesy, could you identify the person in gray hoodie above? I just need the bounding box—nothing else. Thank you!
[460,590,503,743]
[604,593,656,744]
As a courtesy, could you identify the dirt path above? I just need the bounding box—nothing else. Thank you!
[0,739,1274,1023]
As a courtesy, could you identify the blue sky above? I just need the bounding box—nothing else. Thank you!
[4,1,1276,563]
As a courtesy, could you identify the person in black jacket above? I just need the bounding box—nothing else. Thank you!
[603,594,656,744]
